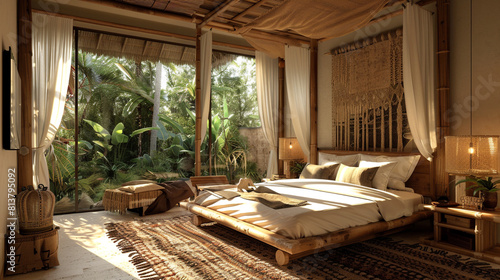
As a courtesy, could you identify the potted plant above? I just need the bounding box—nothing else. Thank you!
[456,176,500,210]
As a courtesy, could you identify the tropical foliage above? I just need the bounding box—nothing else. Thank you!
[48,51,262,210]
[456,176,500,196]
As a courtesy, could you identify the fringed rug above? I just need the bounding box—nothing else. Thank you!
[106,215,500,280]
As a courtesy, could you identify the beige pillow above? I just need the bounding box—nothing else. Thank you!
[118,183,164,193]
[359,154,421,182]
[335,164,379,188]
[387,178,406,191]
[318,153,360,166]
[300,164,339,179]
[358,161,397,190]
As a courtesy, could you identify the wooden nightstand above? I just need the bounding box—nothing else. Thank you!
[423,205,500,264]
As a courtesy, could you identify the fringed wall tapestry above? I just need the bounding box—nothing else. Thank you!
[331,28,409,152]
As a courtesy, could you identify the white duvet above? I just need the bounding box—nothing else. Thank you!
[193,179,423,239]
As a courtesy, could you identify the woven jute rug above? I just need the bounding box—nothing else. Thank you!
[106,215,500,280]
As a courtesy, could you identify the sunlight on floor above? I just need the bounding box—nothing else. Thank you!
[6,207,190,280]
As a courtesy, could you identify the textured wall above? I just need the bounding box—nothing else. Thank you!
[239,127,270,176]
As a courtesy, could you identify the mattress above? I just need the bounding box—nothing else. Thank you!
[194,179,423,239]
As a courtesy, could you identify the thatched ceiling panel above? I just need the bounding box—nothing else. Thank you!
[77,30,237,67]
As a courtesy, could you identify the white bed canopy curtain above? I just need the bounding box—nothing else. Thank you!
[403,3,437,160]
[256,51,279,177]
[32,13,73,187]
[285,45,310,161]
[200,30,213,142]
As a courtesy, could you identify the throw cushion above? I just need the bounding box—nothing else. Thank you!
[300,164,340,179]
[335,164,379,188]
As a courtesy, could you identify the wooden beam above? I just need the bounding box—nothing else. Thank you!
[34,9,256,52]
[17,0,33,190]
[434,0,450,199]
[232,0,273,22]
[310,39,318,164]
[200,0,240,27]
[278,58,285,175]
[195,26,202,176]
[79,0,193,23]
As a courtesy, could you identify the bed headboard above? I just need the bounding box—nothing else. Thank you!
[318,149,434,198]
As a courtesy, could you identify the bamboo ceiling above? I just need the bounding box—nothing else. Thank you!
[78,29,237,67]
[105,0,432,41]
[98,0,433,57]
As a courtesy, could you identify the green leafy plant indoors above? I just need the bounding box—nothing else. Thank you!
[455,176,500,196]
[290,161,307,175]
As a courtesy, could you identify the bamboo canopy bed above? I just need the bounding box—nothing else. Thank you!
[17,0,450,268]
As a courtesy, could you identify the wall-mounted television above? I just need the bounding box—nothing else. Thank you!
[2,47,21,150]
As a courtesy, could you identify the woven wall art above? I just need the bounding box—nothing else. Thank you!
[330,28,408,152]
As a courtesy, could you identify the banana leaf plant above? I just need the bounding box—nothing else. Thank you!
[455,176,500,196]
[84,119,158,163]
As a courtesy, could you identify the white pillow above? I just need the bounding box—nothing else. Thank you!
[358,161,397,191]
[319,152,360,166]
[359,154,421,182]
[387,178,406,191]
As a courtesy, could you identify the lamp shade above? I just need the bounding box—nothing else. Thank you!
[279,137,304,160]
[445,135,499,175]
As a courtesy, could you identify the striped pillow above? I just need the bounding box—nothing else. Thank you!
[335,164,379,188]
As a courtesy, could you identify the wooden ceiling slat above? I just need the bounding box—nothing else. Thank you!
[122,37,128,53]
[96,33,103,49]
[232,0,276,22]
[200,0,240,27]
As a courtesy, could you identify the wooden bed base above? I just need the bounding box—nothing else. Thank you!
[186,150,435,265]
[185,202,432,265]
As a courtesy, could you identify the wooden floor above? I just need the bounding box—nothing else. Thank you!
[5,208,499,279]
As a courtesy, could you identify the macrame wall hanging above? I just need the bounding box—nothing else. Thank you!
[330,28,409,152]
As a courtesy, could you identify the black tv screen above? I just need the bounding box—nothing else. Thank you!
[2,47,21,150]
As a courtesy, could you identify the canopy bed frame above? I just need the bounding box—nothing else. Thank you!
[185,149,434,265]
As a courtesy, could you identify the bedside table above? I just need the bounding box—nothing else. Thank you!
[423,205,500,264]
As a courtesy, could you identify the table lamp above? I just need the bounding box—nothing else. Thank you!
[279,137,305,178]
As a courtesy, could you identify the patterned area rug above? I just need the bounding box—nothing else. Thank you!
[106,215,500,280]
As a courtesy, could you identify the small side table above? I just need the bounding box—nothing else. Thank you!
[423,205,500,264]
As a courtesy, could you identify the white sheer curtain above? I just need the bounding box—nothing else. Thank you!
[32,13,73,187]
[200,30,213,141]
[403,4,437,160]
[256,51,279,176]
[285,45,310,161]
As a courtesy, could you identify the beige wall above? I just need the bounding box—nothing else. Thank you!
[317,1,500,148]
[0,0,19,277]
[450,0,500,137]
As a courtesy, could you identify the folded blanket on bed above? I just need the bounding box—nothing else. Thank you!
[144,180,194,215]
[210,186,308,209]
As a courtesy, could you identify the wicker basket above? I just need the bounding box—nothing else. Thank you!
[16,185,55,234]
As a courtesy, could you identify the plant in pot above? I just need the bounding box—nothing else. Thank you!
[456,176,500,210]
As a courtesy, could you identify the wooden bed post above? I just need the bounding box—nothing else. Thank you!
[310,39,318,164]
[17,0,34,190]
[434,0,451,199]
[195,25,202,176]
[278,58,285,175]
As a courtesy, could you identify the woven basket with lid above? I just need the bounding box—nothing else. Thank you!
[16,185,55,234]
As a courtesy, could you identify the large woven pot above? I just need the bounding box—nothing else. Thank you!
[16,185,55,234]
